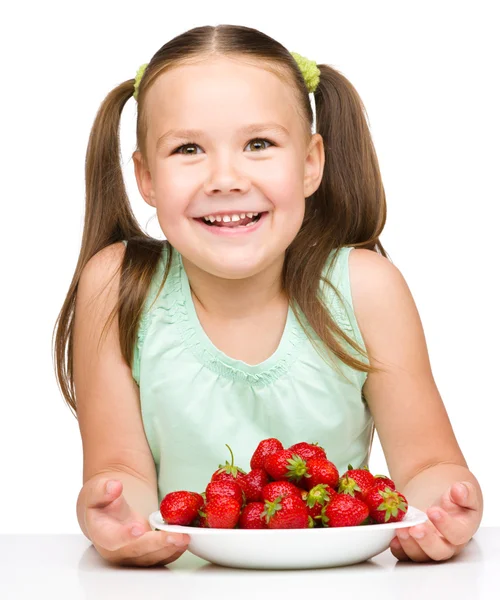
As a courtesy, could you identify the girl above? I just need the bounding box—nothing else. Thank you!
[53,24,483,567]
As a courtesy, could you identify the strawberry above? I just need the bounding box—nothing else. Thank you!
[264,449,309,484]
[372,475,396,491]
[160,491,204,526]
[238,502,268,529]
[320,493,369,527]
[304,484,337,523]
[190,508,209,528]
[240,468,270,502]
[370,481,397,495]
[364,487,408,523]
[211,444,247,489]
[250,437,284,470]
[202,496,241,529]
[261,480,304,503]
[288,441,327,462]
[262,494,312,529]
[338,464,375,501]
[303,457,339,490]
[205,479,245,507]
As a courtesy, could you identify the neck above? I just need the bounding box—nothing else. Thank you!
[180,253,287,320]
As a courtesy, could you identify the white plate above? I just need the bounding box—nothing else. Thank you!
[149,505,428,569]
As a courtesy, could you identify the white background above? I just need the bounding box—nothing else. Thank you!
[0,0,498,533]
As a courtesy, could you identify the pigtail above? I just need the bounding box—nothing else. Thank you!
[314,64,388,249]
[53,79,167,417]
[285,64,390,377]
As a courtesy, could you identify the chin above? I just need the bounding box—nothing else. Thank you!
[201,255,270,280]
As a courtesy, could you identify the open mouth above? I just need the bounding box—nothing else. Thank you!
[196,212,265,228]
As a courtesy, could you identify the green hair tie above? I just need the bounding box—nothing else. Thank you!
[133,63,148,100]
[290,52,320,93]
[132,52,320,101]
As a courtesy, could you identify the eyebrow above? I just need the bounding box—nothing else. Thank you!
[156,122,289,151]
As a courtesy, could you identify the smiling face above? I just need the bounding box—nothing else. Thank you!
[133,55,324,280]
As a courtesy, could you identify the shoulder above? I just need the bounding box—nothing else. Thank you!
[348,247,406,298]
[80,242,126,291]
[77,243,127,320]
[347,248,418,361]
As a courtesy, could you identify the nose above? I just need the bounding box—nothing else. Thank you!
[203,153,251,196]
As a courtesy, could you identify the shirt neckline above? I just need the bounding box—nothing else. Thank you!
[175,248,301,377]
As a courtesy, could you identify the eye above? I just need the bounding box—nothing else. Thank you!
[173,142,201,156]
[245,138,274,152]
[172,138,275,155]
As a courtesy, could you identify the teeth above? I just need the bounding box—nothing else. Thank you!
[202,212,261,222]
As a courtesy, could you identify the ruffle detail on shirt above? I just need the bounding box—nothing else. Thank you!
[327,289,355,333]
[157,256,308,386]
[132,315,148,385]
[132,249,170,385]
[319,250,355,333]
[317,248,369,385]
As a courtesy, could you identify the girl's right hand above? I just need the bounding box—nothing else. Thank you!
[84,477,190,567]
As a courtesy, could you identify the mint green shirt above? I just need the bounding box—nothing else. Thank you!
[121,240,374,504]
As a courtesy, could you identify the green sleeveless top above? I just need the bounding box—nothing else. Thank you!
[121,240,374,504]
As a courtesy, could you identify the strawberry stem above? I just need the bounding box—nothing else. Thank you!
[225,444,234,467]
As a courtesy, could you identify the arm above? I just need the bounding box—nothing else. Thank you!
[73,242,161,541]
[77,470,159,541]
[349,249,483,561]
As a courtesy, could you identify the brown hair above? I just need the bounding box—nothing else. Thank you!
[53,24,390,417]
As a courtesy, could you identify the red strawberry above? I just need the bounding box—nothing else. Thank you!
[160,491,204,526]
[190,508,209,528]
[250,437,284,470]
[288,441,327,462]
[264,449,309,484]
[211,444,247,488]
[303,458,339,490]
[238,502,268,529]
[261,481,304,503]
[205,479,245,507]
[338,464,375,501]
[372,475,396,491]
[240,468,270,502]
[262,494,311,529]
[365,487,408,523]
[202,497,241,529]
[304,484,337,523]
[321,493,369,527]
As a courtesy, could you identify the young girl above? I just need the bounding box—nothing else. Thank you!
[53,24,483,567]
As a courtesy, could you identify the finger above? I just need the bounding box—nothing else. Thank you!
[90,515,152,552]
[389,536,410,561]
[396,528,430,562]
[106,530,190,565]
[427,506,473,546]
[87,478,123,510]
[119,540,189,567]
[405,523,456,562]
[449,481,478,511]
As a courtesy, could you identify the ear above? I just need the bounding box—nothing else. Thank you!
[303,133,325,198]
[132,151,156,208]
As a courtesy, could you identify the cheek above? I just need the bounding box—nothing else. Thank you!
[270,174,306,222]
[153,177,188,222]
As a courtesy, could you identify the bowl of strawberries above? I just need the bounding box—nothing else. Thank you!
[148,438,428,569]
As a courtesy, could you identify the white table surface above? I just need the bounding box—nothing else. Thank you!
[0,528,498,600]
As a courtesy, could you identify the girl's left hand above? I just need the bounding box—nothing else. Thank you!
[390,481,481,562]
